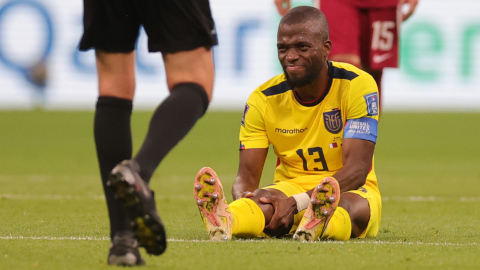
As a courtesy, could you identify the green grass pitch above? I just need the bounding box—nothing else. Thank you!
[0,110,479,269]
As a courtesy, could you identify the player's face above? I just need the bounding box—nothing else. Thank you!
[277,22,330,88]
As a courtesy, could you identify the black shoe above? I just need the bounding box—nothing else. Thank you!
[108,160,167,256]
[108,230,145,266]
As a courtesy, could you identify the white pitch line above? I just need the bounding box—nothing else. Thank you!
[228,239,479,246]
[382,196,480,202]
[0,236,110,241]
[312,240,478,247]
[0,194,191,201]
[1,194,480,202]
[0,236,476,247]
[0,194,106,200]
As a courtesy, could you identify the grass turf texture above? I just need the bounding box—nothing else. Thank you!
[0,111,479,269]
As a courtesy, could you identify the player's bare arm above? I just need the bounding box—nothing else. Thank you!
[231,147,280,226]
[399,0,419,21]
[232,148,268,200]
[332,138,375,192]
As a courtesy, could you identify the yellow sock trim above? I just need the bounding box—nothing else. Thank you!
[321,206,351,241]
[229,198,265,238]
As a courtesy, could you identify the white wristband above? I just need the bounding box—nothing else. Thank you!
[292,192,311,212]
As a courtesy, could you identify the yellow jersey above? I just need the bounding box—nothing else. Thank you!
[239,61,380,191]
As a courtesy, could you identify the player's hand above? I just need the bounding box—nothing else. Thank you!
[399,0,419,21]
[275,0,291,16]
[260,195,297,237]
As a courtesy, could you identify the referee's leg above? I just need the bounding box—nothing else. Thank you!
[94,50,136,239]
[133,47,213,182]
[96,50,136,100]
[163,47,214,100]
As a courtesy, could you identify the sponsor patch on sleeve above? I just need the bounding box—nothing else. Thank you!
[364,93,379,116]
[241,104,250,127]
[343,117,378,143]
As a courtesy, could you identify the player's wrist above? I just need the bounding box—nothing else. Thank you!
[291,192,310,212]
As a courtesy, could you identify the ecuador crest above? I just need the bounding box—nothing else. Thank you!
[323,109,343,134]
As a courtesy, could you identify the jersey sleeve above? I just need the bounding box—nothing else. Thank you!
[239,89,269,149]
[344,73,379,143]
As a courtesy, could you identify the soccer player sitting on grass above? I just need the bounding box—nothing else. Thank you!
[194,6,381,241]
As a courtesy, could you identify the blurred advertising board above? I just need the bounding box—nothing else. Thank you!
[0,0,479,110]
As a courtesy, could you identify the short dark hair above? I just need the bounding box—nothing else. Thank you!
[280,6,329,41]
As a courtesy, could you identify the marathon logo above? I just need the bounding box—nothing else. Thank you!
[275,127,308,134]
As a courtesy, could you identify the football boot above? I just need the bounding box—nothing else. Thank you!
[108,160,167,255]
[107,230,145,266]
[293,177,340,241]
[194,167,232,241]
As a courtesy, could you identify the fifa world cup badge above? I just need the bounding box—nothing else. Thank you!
[364,93,379,116]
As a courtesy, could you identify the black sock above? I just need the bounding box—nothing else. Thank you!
[134,83,209,182]
[94,96,133,239]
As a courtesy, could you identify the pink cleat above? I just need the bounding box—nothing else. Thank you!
[194,167,232,241]
[293,177,340,242]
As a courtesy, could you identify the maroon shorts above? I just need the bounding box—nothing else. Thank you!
[318,0,400,70]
